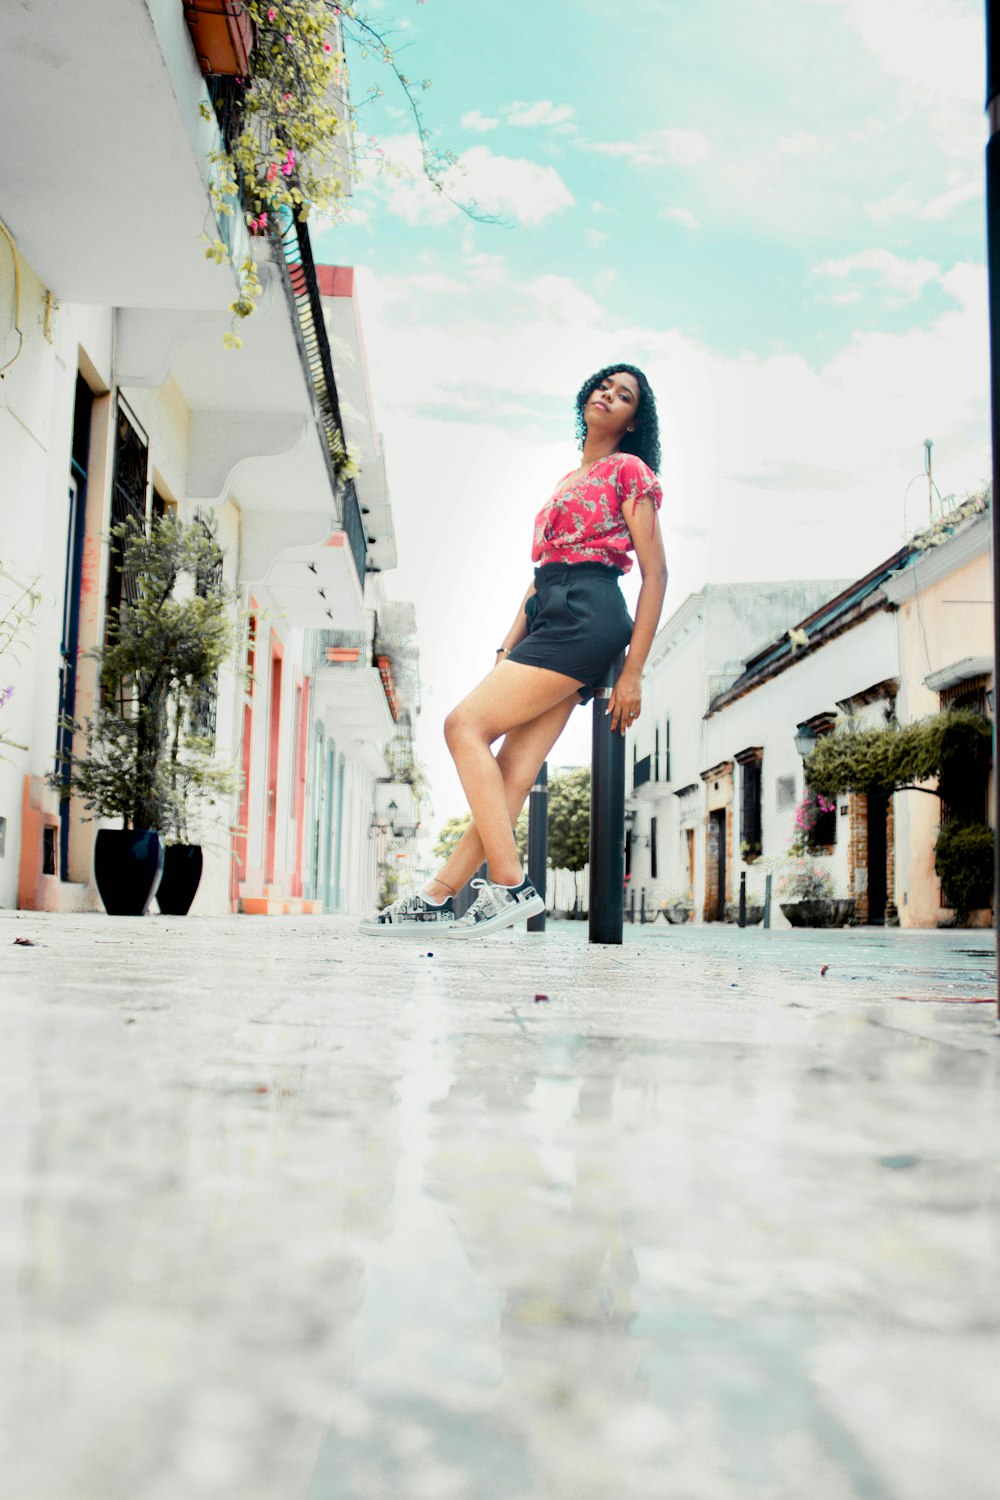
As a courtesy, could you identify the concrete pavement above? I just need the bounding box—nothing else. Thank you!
[1,912,998,1500]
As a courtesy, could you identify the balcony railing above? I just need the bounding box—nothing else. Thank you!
[341,479,368,591]
[275,215,365,578]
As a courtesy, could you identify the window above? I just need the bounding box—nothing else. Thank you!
[663,716,671,782]
[106,398,149,628]
[650,816,658,879]
[654,723,660,783]
[740,759,762,857]
[807,794,837,850]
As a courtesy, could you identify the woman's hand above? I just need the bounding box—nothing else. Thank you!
[607,668,642,735]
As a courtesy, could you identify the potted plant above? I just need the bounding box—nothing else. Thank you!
[54,514,237,916]
[776,858,855,928]
[725,897,765,926]
[662,892,693,924]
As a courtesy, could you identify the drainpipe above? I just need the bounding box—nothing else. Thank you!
[986,2,1000,1018]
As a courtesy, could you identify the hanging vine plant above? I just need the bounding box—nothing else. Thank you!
[803,709,992,803]
[201,1,480,348]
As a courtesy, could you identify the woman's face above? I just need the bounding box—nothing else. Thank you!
[584,370,640,443]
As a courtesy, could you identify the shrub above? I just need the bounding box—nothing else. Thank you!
[934,821,994,922]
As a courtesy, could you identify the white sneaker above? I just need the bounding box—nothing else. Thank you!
[446,877,544,939]
[359,890,456,936]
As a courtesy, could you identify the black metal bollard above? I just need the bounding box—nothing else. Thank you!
[738,871,747,928]
[589,654,626,945]
[640,890,647,925]
[762,872,773,929]
[527,761,548,933]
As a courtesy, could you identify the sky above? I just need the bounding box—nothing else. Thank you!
[311,0,990,836]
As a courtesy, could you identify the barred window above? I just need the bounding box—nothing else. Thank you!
[741,760,762,853]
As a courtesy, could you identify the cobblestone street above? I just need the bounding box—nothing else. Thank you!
[2,913,998,1500]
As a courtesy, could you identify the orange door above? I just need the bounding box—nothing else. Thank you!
[264,638,283,887]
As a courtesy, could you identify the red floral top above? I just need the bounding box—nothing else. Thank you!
[531,452,662,575]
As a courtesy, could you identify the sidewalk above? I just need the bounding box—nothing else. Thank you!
[2,911,998,1500]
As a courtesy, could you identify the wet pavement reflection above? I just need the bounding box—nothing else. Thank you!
[1,914,997,1499]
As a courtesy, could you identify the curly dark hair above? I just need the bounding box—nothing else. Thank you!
[573,364,661,474]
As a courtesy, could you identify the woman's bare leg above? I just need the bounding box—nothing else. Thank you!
[427,692,580,899]
[438,661,583,888]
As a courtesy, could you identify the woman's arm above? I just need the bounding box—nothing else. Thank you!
[606,499,667,733]
[495,581,538,664]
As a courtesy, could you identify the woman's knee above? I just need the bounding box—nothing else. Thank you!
[444,706,484,753]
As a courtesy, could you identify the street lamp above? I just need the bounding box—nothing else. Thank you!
[793,723,817,758]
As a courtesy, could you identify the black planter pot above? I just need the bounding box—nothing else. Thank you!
[156,844,204,916]
[93,829,165,916]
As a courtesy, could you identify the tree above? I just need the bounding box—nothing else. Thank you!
[434,813,471,862]
[547,766,591,909]
[433,809,528,865]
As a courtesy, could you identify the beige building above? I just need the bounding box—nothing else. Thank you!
[884,508,992,927]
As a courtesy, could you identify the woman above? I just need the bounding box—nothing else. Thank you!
[362,363,667,938]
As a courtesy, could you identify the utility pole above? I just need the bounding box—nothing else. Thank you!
[986,1,1000,1018]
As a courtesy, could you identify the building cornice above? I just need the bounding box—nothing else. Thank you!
[647,592,705,670]
[881,512,989,604]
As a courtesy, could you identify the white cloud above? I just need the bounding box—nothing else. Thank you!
[660,207,700,230]
[812,248,941,300]
[588,127,711,168]
[921,179,982,220]
[461,109,498,132]
[828,0,984,160]
[371,134,574,227]
[456,146,575,225]
[505,99,575,129]
[584,227,607,249]
[868,185,923,224]
[776,131,823,156]
[526,275,605,326]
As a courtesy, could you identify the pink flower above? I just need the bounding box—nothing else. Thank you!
[281,161,293,175]
[266,163,279,182]
[324,41,332,51]
[267,7,275,18]
[286,34,293,44]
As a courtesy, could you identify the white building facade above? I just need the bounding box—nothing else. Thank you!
[624,581,847,921]
[0,2,416,918]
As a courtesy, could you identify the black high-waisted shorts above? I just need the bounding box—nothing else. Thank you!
[506,561,633,704]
